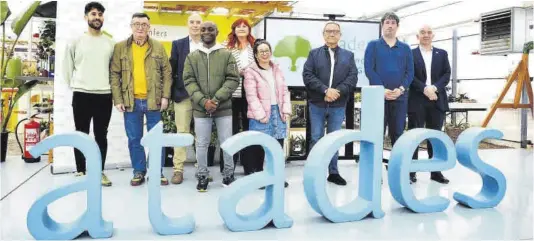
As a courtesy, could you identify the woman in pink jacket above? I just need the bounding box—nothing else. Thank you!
[243,39,291,188]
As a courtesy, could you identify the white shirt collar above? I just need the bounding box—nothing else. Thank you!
[420,45,433,53]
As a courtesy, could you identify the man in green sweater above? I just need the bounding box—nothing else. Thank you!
[183,21,239,192]
[62,2,114,186]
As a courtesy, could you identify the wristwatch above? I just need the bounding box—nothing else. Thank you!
[399,86,405,93]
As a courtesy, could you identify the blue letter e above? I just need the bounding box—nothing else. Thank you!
[388,129,456,213]
[218,131,293,232]
[453,127,506,209]
[27,132,113,240]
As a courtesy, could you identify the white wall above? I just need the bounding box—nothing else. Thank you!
[252,19,264,39]
[53,0,143,174]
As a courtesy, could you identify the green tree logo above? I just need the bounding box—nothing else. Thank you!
[273,36,311,72]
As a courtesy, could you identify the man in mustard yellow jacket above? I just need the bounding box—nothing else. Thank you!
[110,13,172,186]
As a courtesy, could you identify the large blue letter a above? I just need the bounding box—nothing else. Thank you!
[218,131,293,232]
[27,132,113,240]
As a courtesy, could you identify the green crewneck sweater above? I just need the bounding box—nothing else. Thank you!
[63,33,115,94]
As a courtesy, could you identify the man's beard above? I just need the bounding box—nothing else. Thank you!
[88,20,102,30]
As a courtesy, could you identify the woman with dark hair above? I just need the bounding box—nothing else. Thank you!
[243,39,291,188]
[223,18,255,175]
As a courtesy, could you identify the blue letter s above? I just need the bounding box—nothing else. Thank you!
[453,128,506,208]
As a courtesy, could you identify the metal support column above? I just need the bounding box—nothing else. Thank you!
[451,29,458,125]
[520,85,528,148]
[27,19,34,120]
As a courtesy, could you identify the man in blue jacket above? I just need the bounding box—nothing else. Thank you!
[303,21,358,186]
[408,24,451,184]
[364,12,414,167]
[169,13,203,185]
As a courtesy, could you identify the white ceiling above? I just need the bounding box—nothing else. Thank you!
[285,0,532,36]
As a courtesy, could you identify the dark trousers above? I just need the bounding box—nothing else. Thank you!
[72,91,112,173]
[242,139,284,173]
[407,99,445,176]
[384,99,408,163]
[231,95,250,171]
[231,97,249,134]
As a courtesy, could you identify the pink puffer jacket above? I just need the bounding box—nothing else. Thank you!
[243,61,291,122]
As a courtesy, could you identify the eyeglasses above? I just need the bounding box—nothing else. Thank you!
[131,23,149,29]
[324,30,340,35]
[258,50,271,55]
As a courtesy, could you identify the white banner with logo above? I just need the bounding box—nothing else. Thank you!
[148,24,188,42]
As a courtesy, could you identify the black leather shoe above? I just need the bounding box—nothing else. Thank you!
[431,172,449,184]
[327,174,347,186]
[410,173,417,184]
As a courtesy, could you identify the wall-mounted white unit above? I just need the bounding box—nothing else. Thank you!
[480,7,533,55]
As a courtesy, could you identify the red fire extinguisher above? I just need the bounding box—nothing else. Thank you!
[22,118,41,163]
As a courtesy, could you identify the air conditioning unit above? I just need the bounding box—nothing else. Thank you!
[480,7,533,55]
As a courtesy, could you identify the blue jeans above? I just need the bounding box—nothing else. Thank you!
[309,103,346,175]
[194,116,234,178]
[124,99,163,175]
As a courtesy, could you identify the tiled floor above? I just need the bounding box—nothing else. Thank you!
[0,156,50,200]
[0,149,532,240]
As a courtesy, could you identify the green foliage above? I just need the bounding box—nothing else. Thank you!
[354,93,361,102]
[36,20,55,60]
[0,1,11,26]
[1,2,42,133]
[523,41,533,54]
[1,79,39,132]
[10,1,40,36]
[161,103,176,134]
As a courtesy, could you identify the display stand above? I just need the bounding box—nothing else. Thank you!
[482,41,534,127]
[286,87,357,161]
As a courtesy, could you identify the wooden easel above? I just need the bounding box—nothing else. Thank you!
[482,41,534,127]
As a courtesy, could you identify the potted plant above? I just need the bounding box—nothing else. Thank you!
[161,102,176,167]
[289,134,306,156]
[35,20,55,77]
[445,122,470,143]
[445,86,475,103]
[35,20,55,62]
[1,2,42,162]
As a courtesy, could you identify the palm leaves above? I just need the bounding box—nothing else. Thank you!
[1,1,42,133]
[10,1,41,36]
[1,80,39,131]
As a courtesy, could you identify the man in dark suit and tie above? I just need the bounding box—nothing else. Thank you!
[408,25,451,184]
[168,13,203,185]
